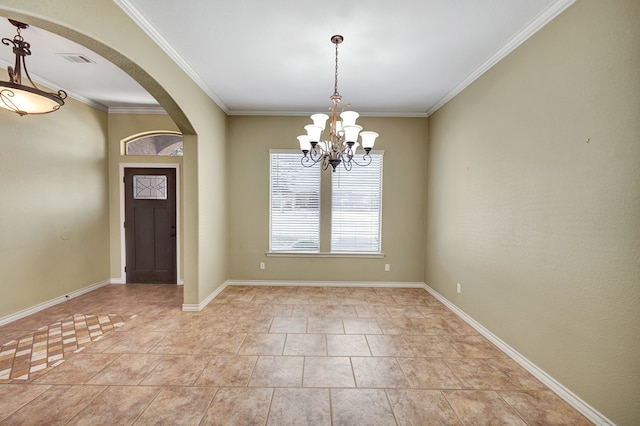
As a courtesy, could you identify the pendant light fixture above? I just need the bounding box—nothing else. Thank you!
[297,35,378,172]
[0,19,67,116]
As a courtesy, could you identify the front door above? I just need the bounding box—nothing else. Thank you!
[124,168,177,284]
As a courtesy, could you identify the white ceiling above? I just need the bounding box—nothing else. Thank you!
[0,0,574,116]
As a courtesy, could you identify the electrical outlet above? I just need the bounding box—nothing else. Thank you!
[259,262,265,270]
[456,283,461,294]
[384,264,390,272]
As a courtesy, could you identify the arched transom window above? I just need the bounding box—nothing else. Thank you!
[124,132,183,156]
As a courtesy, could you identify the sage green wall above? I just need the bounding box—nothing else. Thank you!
[0,90,109,317]
[425,1,640,424]
[228,116,427,283]
[106,114,182,282]
[1,0,229,306]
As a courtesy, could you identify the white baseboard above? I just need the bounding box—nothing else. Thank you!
[0,279,111,327]
[225,279,426,288]
[177,278,612,425]
[183,279,424,312]
[110,278,183,285]
[422,283,614,426]
[182,281,230,311]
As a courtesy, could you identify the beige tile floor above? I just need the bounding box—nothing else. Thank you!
[0,284,592,425]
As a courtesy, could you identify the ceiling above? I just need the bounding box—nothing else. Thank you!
[0,0,574,116]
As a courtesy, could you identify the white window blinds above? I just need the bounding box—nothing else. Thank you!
[270,151,321,252]
[331,153,383,253]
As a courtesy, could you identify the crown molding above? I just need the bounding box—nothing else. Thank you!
[114,0,230,114]
[426,0,577,116]
[226,109,429,118]
[108,105,167,114]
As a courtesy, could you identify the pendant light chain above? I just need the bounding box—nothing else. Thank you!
[334,39,340,99]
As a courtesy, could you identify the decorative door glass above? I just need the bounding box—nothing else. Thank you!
[133,175,167,200]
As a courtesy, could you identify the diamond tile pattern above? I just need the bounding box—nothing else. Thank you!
[0,284,594,424]
[0,314,129,381]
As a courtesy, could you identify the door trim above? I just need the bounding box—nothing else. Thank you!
[119,163,181,284]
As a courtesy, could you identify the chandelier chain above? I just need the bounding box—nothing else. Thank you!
[334,39,339,98]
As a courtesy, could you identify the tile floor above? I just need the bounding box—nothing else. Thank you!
[0,284,592,425]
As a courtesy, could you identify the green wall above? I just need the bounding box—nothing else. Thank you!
[228,115,427,283]
[425,1,640,423]
[0,0,637,423]
[0,90,109,317]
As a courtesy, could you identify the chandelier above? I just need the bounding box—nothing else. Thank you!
[297,35,378,172]
[0,19,67,116]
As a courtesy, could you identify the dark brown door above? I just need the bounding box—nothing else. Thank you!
[124,168,177,284]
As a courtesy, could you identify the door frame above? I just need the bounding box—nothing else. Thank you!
[119,163,181,284]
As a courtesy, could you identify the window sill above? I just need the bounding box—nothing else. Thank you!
[266,251,385,259]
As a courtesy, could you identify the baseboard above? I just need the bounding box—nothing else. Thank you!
[0,279,111,327]
[182,281,230,312]
[422,283,614,426]
[225,279,426,288]
[175,277,612,424]
[110,278,184,285]
[183,279,425,311]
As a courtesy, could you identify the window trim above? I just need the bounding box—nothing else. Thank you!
[266,251,385,258]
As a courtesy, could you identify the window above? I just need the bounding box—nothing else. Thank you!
[270,152,321,252]
[331,154,382,252]
[269,150,383,254]
[124,132,183,156]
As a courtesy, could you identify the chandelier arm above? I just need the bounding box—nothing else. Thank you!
[302,149,324,167]
[321,158,331,171]
[301,156,318,168]
[348,154,373,167]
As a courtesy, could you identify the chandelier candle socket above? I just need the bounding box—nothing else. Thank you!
[0,19,67,116]
[297,34,379,172]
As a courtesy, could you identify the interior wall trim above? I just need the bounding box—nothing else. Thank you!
[181,280,424,312]
[422,283,613,426]
[425,0,576,116]
[182,281,230,312]
[178,278,612,424]
[0,279,111,327]
[225,280,426,288]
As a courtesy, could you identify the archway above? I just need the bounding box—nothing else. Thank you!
[0,2,229,308]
